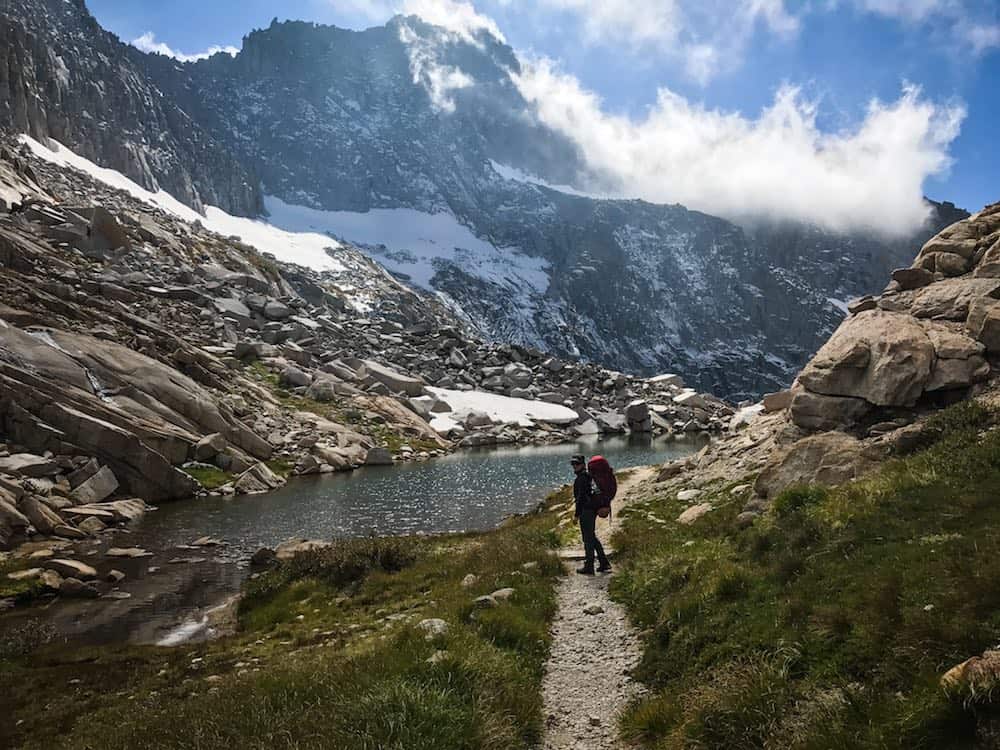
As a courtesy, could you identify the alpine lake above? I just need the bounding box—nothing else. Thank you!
[5,434,706,645]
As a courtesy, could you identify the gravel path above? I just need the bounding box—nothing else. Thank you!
[540,467,653,750]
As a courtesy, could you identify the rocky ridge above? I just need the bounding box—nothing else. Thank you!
[152,14,961,400]
[0,137,730,557]
[0,0,261,216]
[653,199,1000,535]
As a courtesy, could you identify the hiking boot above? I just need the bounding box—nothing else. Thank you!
[597,562,612,573]
[576,565,595,575]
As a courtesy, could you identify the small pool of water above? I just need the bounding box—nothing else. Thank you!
[126,434,704,562]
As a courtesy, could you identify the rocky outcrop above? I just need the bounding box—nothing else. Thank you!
[789,203,1000,431]
[0,0,261,217]
[754,432,881,499]
[0,322,276,500]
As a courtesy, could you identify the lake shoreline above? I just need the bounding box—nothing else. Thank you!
[1,436,706,646]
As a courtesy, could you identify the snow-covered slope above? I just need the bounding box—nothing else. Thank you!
[21,136,344,273]
[262,195,550,295]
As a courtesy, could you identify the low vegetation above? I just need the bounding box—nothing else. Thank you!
[0,495,564,750]
[612,401,1000,749]
[182,465,236,490]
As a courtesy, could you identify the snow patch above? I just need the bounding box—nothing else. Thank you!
[729,403,764,430]
[428,414,461,435]
[428,387,578,427]
[262,195,551,294]
[827,297,849,315]
[489,160,600,199]
[19,135,345,273]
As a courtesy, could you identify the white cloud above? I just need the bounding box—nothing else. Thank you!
[526,0,799,84]
[398,20,475,112]
[131,32,238,62]
[851,0,1000,53]
[853,0,954,21]
[514,58,965,234]
[961,21,1000,53]
[400,0,506,42]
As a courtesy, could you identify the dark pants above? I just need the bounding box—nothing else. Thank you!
[578,508,609,568]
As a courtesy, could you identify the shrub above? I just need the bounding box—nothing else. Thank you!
[773,485,828,517]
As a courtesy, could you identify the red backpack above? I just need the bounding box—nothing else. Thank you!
[588,455,617,518]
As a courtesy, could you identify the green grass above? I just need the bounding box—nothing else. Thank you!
[264,458,294,478]
[0,557,48,604]
[1,492,565,750]
[182,465,236,490]
[611,400,1000,749]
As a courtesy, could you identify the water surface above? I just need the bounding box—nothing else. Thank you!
[128,434,704,562]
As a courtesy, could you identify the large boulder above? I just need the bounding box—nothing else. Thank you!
[18,495,65,535]
[909,277,1000,321]
[44,558,98,580]
[365,447,393,466]
[71,466,119,504]
[595,412,627,434]
[625,400,651,432]
[350,359,426,397]
[233,463,285,495]
[754,432,880,499]
[922,324,990,392]
[0,453,60,478]
[503,362,533,388]
[798,311,934,408]
[280,366,312,388]
[0,492,30,549]
[966,298,1000,352]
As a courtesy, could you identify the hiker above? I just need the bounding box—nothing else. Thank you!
[571,454,612,575]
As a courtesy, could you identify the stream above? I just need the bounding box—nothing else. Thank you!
[2,435,705,646]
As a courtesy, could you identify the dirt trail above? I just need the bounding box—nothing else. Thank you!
[540,466,653,750]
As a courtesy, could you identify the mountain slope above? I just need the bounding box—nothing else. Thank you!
[140,15,961,398]
[0,2,966,398]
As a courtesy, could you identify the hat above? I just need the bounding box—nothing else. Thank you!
[570,454,586,465]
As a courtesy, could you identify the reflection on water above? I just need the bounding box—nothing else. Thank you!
[127,434,706,562]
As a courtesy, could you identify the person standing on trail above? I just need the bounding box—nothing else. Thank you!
[570,454,611,575]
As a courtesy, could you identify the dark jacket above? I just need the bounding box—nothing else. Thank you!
[573,469,595,517]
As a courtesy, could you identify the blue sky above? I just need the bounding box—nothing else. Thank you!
[88,0,998,229]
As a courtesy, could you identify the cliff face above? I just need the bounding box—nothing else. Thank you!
[0,0,262,216]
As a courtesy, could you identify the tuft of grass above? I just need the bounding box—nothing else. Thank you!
[182,465,235,490]
[612,399,1000,749]
[0,559,46,603]
[265,458,294,478]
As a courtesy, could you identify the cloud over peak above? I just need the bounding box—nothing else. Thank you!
[514,59,965,234]
[131,32,238,63]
